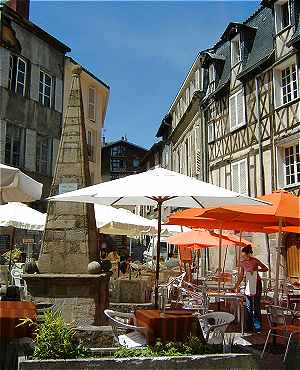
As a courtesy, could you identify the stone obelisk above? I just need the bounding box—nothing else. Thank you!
[38,65,98,273]
[24,66,110,325]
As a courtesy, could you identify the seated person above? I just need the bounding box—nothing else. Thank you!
[1,285,20,301]
[165,252,179,268]
[119,256,131,274]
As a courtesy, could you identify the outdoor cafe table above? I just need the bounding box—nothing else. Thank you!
[207,291,244,334]
[0,301,36,370]
[135,309,201,345]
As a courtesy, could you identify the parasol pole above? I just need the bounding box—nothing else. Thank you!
[197,249,200,285]
[154,199,163,308]
[274,218,283,305]
[218,229,223,310]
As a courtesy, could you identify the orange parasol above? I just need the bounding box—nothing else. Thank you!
[264,225,300,234]
[167,229,253,248]
[188,190,300,226]
[169,190,300,303]
[167,212,273,233]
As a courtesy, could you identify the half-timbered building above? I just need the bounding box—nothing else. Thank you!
[156,0,300,280]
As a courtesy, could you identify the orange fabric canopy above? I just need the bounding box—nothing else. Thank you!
[264,225,300,234]
[193,190,300,227]
[168,191,300,231]
[167,214,271,232]
[166,229,253,248]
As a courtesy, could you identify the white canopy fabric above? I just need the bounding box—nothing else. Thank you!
[0,164,43,202]
[49,167,271,306]
[49,167,270,207]
[95,205,156,236]
[0,202,46,231]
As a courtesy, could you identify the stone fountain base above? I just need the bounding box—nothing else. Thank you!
[23,273,111,325]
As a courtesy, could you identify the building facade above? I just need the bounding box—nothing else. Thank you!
[64,57,110,185]
[0,0,70,199]
[155,0,300,280]
[156,54,207,181]
[101,138,148,182]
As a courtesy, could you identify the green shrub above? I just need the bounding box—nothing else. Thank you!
[114,337,222,358]
[33,310,91,360]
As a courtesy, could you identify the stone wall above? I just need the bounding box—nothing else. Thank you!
[24,273,111,325]
[20,354,261,370]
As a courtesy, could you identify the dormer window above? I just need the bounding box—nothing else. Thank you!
[275,0,291,34]
[208,64,216,93]
[231,35,241,66]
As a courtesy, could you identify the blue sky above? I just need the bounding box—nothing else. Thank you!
[30,1,260,149]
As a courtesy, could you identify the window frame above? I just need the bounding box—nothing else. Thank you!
[87,130,95,162]
[231,158,248,195]
[36,135,50,175]
[280,64,299,105]
[5,123,25,167]
[39,70,53,108]
[207,122,215,143]
[208,64,216,93]
[88,86,96,122]
[9,55,27,97]
[132,159,140,169]
[111,158,126,172]
[231,34,241,67]
[283,140,300,187]
[275,0,291,34]
[229,88,246,131]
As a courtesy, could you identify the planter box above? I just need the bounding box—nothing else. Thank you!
[20,353,261,370]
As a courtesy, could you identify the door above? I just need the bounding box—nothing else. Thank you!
[286,234,300,279]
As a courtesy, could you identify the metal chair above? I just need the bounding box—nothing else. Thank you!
[287,294,300,322]
[104,309,146,348]
[11,268,27,300]
[261,305,300,362]
[176,280,209,313]
[157,272,186,307]
[195,311,235,345]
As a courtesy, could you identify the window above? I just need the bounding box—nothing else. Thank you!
[87,130,94,161]
[5,123,25,167]
[88,87,96,121]
[231,35,241,66]
[229,89,245,130]
[185,86,190,105]
[8,55,27,96]
[111,158,126,172]
[284,143,300,186]
[36,135,50,175]
[275,0,290,33]
[281,64,298,104]
[39,71,52,108]
[208,122,215,143]
[208,64,215,93]
[185,140,189,176]
[133,159,140,168]
[111,145,126,156]
[231,159,248,195]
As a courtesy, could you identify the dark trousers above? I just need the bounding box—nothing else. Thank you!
[245,279,262,332]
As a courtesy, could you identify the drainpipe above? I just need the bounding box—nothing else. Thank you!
[201,101,210,271]
[255,76,271,280]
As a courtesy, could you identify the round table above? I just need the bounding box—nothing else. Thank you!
[0,301,36,370]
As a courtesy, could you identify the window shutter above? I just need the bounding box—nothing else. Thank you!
[88,87,96,120]
[237,90,245,126]
[239,160,248,195]
[231,162,240,193]
[24,129,36,172]
[196,150,201,175]
[55,78,63,113]
[229,95,237,130]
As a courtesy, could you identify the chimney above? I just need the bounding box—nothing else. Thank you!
[6,0,30,20]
